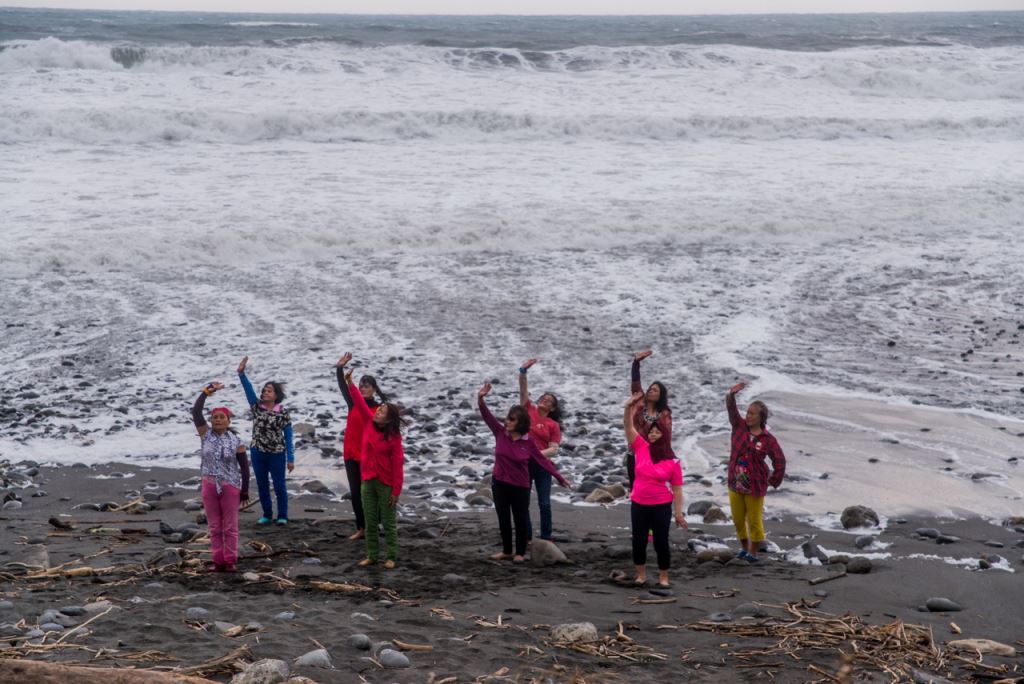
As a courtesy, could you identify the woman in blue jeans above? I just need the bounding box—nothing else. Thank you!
[238,356,294,525]
[517,358,563,542]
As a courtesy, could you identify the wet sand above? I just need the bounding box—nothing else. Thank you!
[1,462,1022,682]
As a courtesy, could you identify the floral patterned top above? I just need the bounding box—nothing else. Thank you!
[200,429,245,494]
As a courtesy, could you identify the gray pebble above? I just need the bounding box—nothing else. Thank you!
[707,612,734,622]
[184,501,203,512]
[274,611,295,621]
[935,535,959,545]
[847,557,873,574]
[813,590,829,598]
[0,623,22,637]
[348,633,372,650]
[294,648,332,668]
[39,622,64,632]
[301,557,322,565]
[185,607,210,619]
[924,598,962,612]
[604,544,631,559]
[854,535,875,549]
[442,573,466,585]
[914,528,940,539]
[378,648,411,668]
[0,601,15,612]
[59,606,86,616]
[2,500,22,510]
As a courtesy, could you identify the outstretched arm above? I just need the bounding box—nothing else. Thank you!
[477,383,502,436]
[529,444,569,488]
[191,382,223,439]
[336,352,354,409]
[237,357,258,408]
[518,358,536,407]
[726,382,745,429]
[623,392,643,445]
[631,350,651,394]
[348,373,374,420]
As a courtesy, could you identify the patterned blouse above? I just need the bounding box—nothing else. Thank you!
[251,405,291,454]
[200,429,245,493]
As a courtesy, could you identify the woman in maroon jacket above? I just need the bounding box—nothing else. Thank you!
[478,382,569,562]
[625,350,674,489]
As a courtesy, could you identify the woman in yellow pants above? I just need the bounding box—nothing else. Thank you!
[726,382,786,562]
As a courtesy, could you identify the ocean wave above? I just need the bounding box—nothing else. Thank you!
[226,21,320,28]
[2,107,1021,144]
[2,37,1023,101]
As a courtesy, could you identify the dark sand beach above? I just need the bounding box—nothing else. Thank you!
[1,462,1022,683]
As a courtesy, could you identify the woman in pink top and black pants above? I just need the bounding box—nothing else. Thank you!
[623,391,687,587]
[478,382,569,562]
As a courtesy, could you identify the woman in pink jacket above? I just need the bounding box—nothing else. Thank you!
[622,391,686,588]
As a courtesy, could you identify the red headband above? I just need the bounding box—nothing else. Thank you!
[210,407,233,419]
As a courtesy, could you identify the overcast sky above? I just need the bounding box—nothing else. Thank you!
[7,1,1024,14]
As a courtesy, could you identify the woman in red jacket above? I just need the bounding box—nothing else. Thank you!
[726,382,786,562]
[344,358,405,569]
[336,352,388,541]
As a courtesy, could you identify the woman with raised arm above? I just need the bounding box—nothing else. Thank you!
[479,382,569,562]
[191,382,250,573]
[335,352,388,541]
[344,361,405,569]
[517,358,563,542]
[623,391,686,588]
[626,350,674,489]
[237,356,294,525]
[725,382,786,562]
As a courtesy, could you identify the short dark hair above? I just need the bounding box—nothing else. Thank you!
[506,405,531,435]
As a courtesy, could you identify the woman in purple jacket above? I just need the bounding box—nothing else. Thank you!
[478,382,569,562]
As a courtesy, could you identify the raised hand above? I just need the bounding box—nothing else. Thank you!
[205,381,225,394]
[478,383,492,398]
[729,382,746,396]
[624,391,644,408]
[520,358,538,371]
[634,350,653,362]
[344,369,354,385]
[336,352,353,368]
[237,356,249,374]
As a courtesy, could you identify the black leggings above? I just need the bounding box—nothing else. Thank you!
[631,501,672,570]
[344,459,365,531]
[492,480,531,556]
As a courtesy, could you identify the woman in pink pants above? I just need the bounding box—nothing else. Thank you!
[192,382,250,572]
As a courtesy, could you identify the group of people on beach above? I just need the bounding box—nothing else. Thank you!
[189,351,786,584]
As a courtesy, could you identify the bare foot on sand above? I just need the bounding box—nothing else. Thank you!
[357,558,375,567]
[383,559,396,569]
[348,530,365,540]
[489,552,512,560]
[513,555,525,563]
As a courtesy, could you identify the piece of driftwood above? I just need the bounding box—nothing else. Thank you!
[673,601,1013,683]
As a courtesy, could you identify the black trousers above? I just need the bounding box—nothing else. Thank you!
[491,480,531,556]
[631,501,672,570]
[625,452,636,489]
[344,459,365,531]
